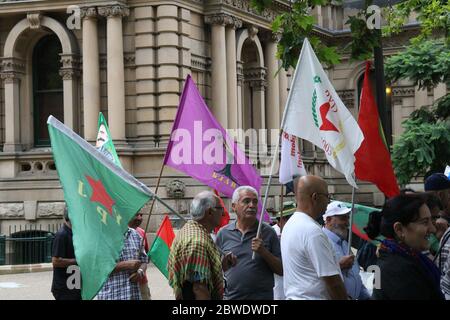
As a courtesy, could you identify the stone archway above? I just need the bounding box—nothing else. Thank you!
[1,13,80,151]
[236,27,266,132]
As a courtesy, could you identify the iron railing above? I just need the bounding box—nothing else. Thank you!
[0,223,62,265]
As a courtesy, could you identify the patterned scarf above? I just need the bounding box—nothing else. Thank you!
[168,220,223,300]
[380,239,443,298]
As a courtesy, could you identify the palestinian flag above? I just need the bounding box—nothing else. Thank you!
[148,215,175,278]
[342,202,383,245]
[48,116,152,300]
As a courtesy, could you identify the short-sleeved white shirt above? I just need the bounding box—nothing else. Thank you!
[281,211,342,300]
[272,224,285,300]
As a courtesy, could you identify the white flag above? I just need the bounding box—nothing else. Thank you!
[279,132,307,184]
[282,38,364,188]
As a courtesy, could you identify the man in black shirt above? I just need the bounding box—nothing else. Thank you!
[51,207,81,300]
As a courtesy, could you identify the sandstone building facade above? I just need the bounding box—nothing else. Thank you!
[0,0,448,238]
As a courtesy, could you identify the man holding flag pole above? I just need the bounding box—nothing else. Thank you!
[94,112,188,287]
[254,37,364,258]
[48,114,184,299]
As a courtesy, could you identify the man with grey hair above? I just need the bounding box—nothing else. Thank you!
[215,186,282,300]
[168,191,237,300]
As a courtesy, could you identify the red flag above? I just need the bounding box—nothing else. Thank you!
[148,215,175,278]
[354,61,400,198]
[213,190,230,234]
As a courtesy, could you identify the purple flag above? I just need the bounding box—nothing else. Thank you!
[164,75,270,222]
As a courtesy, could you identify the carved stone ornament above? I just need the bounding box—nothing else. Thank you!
[59,54,81,80]
[166,179,186,199]
[0,72,19,83]
[222,0,278,22]
[248,25,258,40]
[204,13,234,26]
[98,5,130,18]
[80,7,98,20]
[27,12,42,29]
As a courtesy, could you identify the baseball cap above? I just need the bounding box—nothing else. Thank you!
[424,173,450,191]
[323,201,351,221]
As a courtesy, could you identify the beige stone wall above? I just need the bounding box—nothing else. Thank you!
[0,0,448,235]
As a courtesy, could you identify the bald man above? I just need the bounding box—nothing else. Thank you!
[281,175,348,300]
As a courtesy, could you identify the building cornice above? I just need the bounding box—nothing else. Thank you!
[0,0,126,14]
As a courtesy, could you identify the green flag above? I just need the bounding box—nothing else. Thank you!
[48,116,152,300]
[96,112,122,168]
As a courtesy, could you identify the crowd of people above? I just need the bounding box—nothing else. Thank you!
[51,172,450,300]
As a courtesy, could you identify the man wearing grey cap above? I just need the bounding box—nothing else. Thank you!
[322,201,370,300]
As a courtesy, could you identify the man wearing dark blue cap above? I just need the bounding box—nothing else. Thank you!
[425,172,450,299]
[425,173,450,223]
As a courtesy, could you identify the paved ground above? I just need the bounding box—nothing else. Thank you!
[0,263,174,300]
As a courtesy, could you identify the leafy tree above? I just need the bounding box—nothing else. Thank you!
[251,0,449,68]
[385,39,450,90]
[251,0,449,184]
[392,95,450,185]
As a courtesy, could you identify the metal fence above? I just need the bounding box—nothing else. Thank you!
[0,223,62,265]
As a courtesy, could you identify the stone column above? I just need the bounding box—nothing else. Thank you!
[99,5,129,143]
[1,68,22,152]
[81,7,100,142]
[226,18,242,130]
[264,34,280,135]
[59,54,80,131]
[205,14,231,127]
[248,68,267,130]
[237,61,244,130]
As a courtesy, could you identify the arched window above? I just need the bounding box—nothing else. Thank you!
[32,34,63,147]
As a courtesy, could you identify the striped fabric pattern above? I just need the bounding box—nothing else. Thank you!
[168,220,223,300]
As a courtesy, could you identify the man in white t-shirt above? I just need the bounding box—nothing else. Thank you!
[281,175,347,300]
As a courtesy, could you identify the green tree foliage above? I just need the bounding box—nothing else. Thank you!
[392,95,450,185]
[385,39,450,90]
[382,0,450,43]
[253,0,341,69]
[251,0,449,184]
[251,0,449,68]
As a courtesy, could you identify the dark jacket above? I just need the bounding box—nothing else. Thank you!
[372,250,444,300]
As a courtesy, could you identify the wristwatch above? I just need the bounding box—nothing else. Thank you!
[137,268,144,277]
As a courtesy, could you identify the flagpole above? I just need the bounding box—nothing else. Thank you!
[280,184,284,217]
[137,163,186,258]
[347,175,356,256]
[252,137,281,261]
[143,163,187,236]
[142,163,165,236]
[252,50,304,260]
